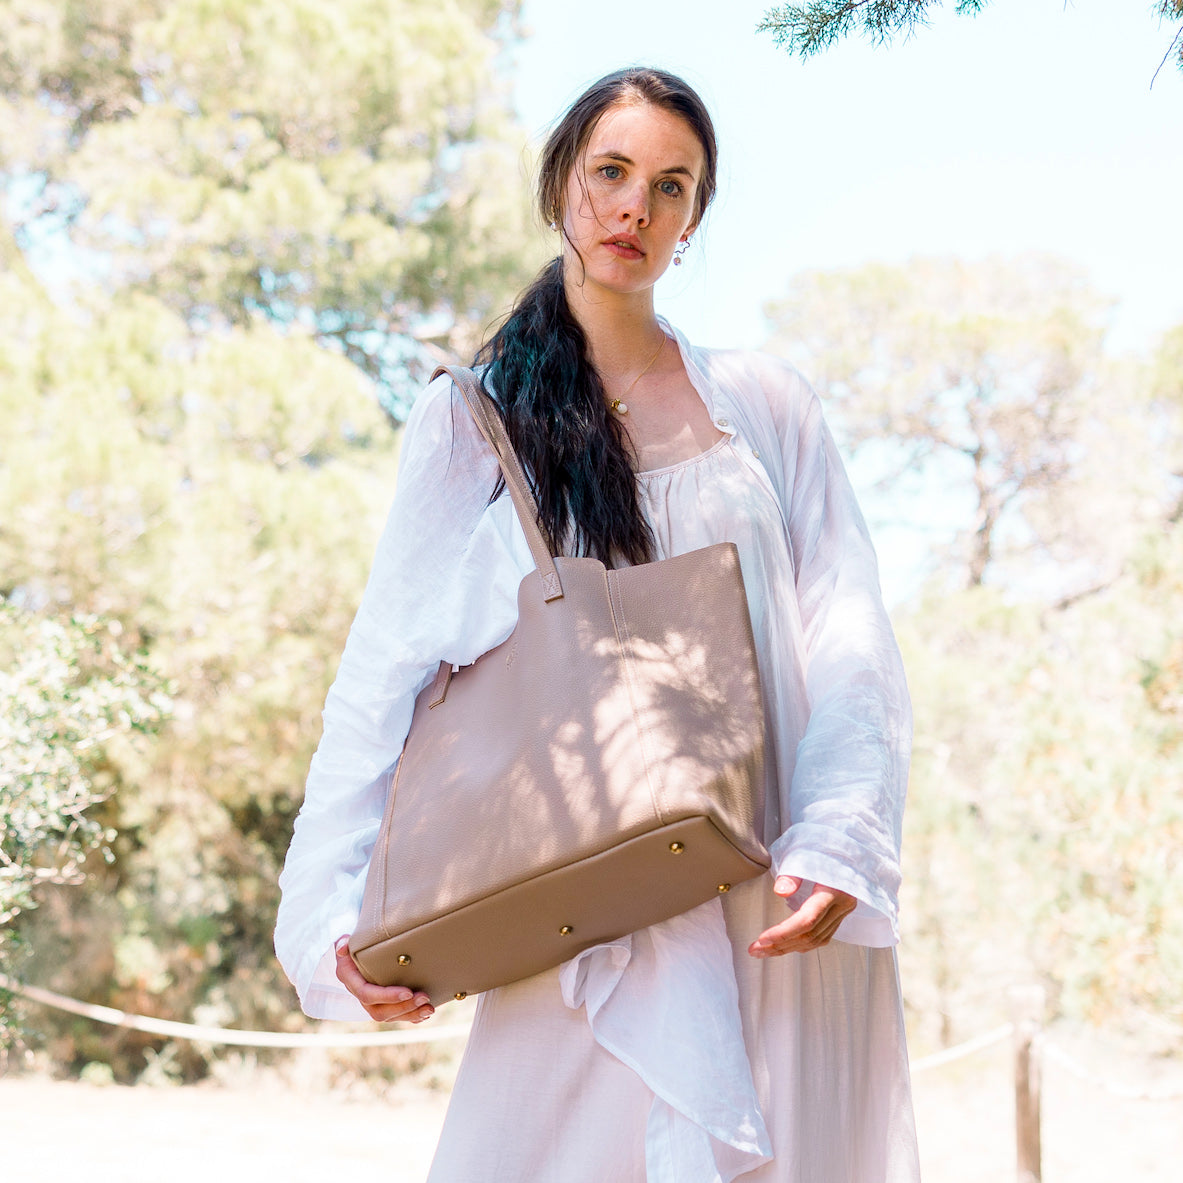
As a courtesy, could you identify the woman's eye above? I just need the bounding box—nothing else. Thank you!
[658,179,683,197]
[600,165,622,180]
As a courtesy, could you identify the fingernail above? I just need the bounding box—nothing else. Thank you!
[334,935,350,953]
[774,876,794,893]
[395,988,413,1002]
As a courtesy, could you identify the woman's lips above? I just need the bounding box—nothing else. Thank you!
[603,238,644,260]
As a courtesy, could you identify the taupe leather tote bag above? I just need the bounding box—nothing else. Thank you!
[349,365,770,1003]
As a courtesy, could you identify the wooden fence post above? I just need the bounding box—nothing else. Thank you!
[1010,984,1045,1183]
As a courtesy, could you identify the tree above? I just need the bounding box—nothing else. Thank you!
[0,601,170,1045]
[0,0,542,1077]
[0,0,540,416]
[758,1,1183,80]
[0,249,405,1074]
[1149,322,1183,520]
[765,256,1183,1041]
[894,540,1183,1044]
[763,255,1151,590]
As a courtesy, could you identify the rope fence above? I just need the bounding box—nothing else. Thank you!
[1040,1037,1183,1103]
[910,1023,1013,1072]
[0,976,470,1049]
[5,975,1183,1102]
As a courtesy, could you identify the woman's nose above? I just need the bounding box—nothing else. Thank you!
[620,181,649,226]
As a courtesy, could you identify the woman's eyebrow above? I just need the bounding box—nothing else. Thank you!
[592,150,697,179]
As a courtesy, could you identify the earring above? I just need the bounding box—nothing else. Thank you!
[548,209,558,232]
[673,238,691,266]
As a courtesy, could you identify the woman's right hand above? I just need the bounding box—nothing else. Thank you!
[334,936,436,1023]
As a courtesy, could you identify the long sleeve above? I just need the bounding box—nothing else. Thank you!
[677,337,912,947]
[274,372,529,1018]
[768,378,912,946]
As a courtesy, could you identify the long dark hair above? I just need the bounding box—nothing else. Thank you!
[474,68,718,566]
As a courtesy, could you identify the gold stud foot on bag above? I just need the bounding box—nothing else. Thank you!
[717,883,731,893]
[397,954,412,966]
[669,842,685,854]
[559,925,574,936]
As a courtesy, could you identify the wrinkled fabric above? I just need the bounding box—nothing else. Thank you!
[427,885,918,1183]
[274,323,919,1181]
[558,901,772,1182]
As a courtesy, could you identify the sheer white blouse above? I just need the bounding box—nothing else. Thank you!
[275,321,911,1020]
[274,323,917,1180]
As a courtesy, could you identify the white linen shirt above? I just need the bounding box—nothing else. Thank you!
[274,321,911,1022]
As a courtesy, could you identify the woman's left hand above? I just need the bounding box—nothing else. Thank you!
[747,876,856,958]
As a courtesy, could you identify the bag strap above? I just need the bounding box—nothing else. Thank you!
[431,365,564,603]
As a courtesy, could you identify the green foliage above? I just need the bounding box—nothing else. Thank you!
[0,253,404,1074]
[766,256,1131,589]
[0,605,169,922]
[0,600,171,1042]
[897,525,1183,1044]
[758,0,986,56]
[1162,2,1183,78]
[766,255,1183,1044]
[0,0,540,1078]
[1149,324,1183,518]
[0,0,541,415]
[757,0,1183,76]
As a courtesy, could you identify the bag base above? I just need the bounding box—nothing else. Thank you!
[349,814,770,1004]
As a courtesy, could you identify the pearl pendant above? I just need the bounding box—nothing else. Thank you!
[609,398,629,416]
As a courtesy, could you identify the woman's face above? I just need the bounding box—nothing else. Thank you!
[560,101,705,299]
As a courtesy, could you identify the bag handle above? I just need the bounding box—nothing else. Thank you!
[431,365,564,602]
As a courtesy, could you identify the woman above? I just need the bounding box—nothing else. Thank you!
[276,67,919,1182]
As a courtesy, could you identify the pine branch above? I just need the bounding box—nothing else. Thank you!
[757,0,989,57]
[759,0,1182,82]
[1152,0,1183,87]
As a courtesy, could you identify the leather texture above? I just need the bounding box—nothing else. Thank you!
[349,365,771,1003]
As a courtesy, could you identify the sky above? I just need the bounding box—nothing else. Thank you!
[511,0,1183,355]
[509,0,1183,601]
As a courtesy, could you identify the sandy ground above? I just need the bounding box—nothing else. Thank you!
[2,1026,1181,1182]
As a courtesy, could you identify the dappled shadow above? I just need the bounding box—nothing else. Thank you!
[351,543,771,999]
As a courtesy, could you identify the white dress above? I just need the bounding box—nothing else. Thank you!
[275,323,920,1182]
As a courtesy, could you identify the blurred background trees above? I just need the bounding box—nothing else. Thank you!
[0,0,536,412]
[1,0,1180,1079]
[766,256,1152,591]
[0,601,170,1039]
[0,0,539,1073]
[766,256,1183,1049]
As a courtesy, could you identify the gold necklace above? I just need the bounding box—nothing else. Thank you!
[608,334,665,417]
